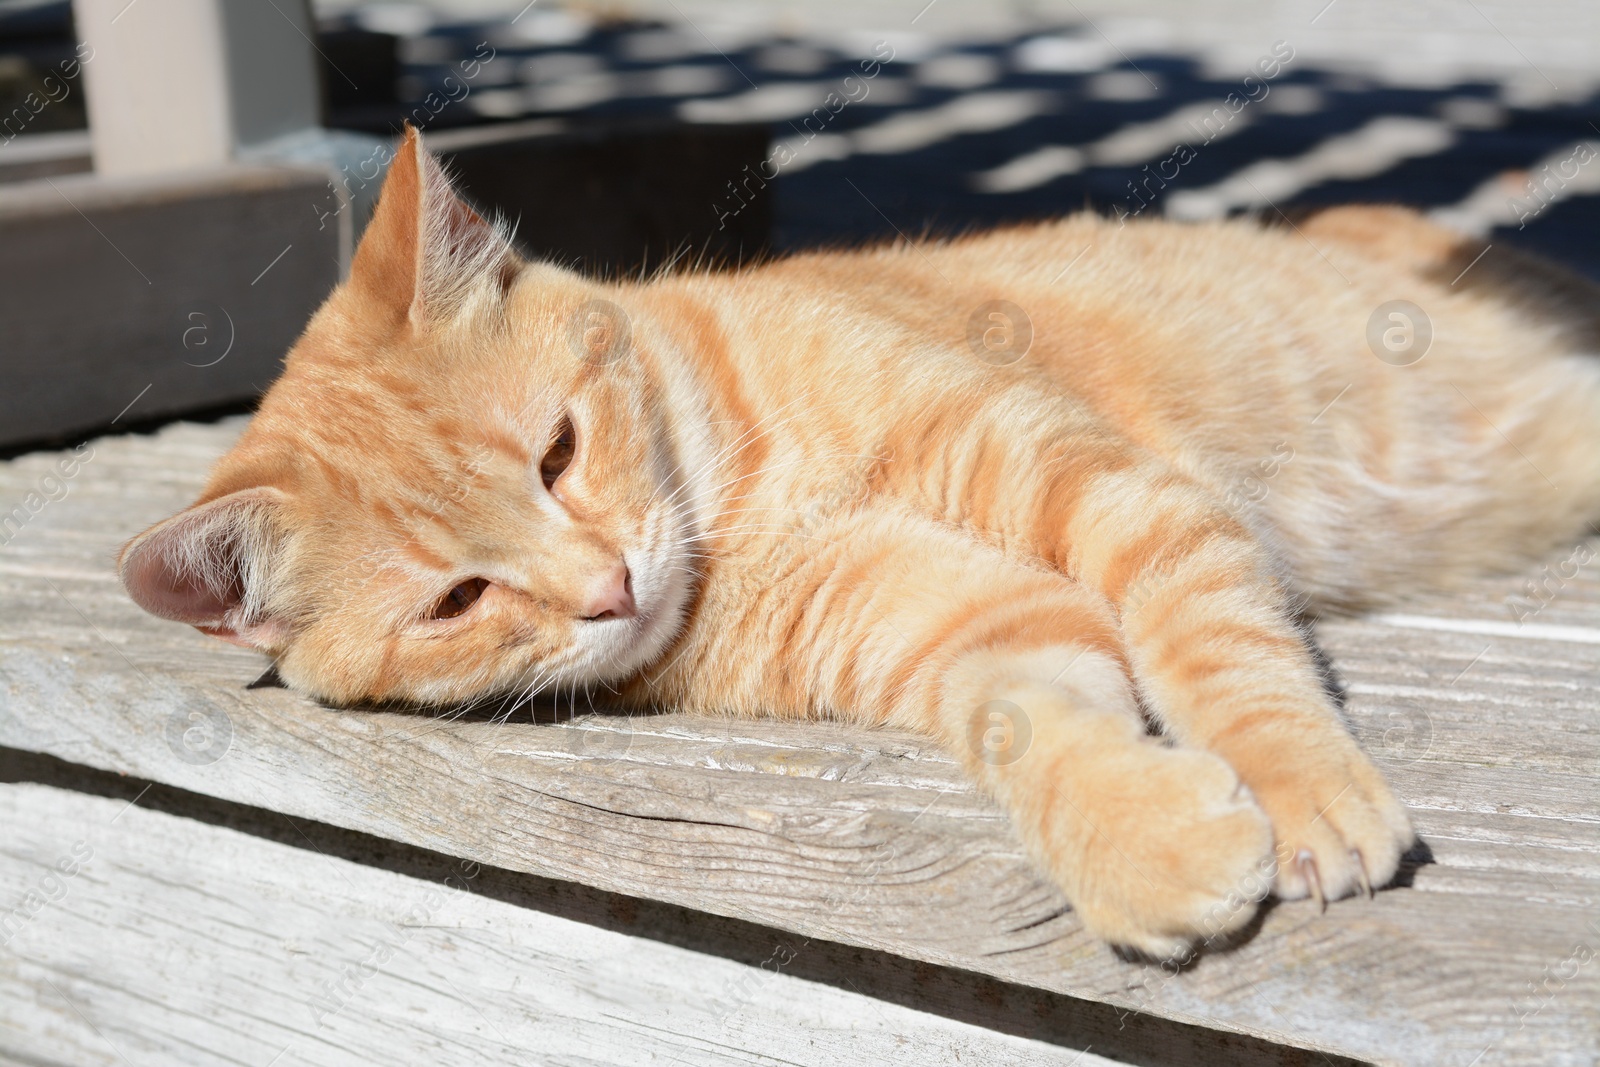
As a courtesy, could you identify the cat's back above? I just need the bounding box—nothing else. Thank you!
[654,206,1594,450]
[656,208,1471,387]
[642,208,1600,605]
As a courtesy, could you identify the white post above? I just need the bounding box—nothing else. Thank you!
[71,0,323,177]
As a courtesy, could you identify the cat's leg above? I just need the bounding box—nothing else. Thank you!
[931,634,1278,957]
[747,506,1277,957]
[1055,461,1416,906]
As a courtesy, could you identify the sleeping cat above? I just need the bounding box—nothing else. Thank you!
[119,128,1600,958]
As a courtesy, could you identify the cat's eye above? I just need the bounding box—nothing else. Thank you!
[541,417,575,489]
[432,577,489,620]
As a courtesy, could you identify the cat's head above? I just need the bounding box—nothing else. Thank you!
[118,128,703,708]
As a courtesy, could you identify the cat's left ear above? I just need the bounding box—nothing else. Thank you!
[118,488,291,651]
[347,124,520,331]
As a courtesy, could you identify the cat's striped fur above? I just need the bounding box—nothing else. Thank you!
[121,129,1600,956]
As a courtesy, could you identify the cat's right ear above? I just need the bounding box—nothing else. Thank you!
[346,124,520,333]
[118,488,290,651]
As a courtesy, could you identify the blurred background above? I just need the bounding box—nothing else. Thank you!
[2,0,1597,448]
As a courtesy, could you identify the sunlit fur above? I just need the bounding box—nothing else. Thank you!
[121,129,1600,957]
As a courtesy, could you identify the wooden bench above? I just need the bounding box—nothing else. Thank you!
[1,416,1596,1066]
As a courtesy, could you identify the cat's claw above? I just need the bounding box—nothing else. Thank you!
[1232,732,1416,910]
[1352,849,1373,899]
[1298,850,1325,913]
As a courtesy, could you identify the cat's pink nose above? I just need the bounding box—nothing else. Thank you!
[581,564,636,620]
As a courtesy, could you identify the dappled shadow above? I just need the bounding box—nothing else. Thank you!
[329,14,1600,279]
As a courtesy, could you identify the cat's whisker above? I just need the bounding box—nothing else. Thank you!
[660,401,788,501]
[677,525,841,545]
[515,669,554,716]
[681,521,803,535]
[403,683,508,743]
[656,386,853,518]
[688,435,882,504]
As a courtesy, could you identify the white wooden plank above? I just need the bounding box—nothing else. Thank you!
[0,781,1132,1067]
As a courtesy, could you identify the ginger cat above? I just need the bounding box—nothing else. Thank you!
[120,128,1600,957]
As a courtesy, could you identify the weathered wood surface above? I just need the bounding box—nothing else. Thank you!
[1,418,1597,1066]
[0,781,1133,1066]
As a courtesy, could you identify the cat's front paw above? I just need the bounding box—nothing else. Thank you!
[1051,742,1277,960]
[1228,730,1416,906]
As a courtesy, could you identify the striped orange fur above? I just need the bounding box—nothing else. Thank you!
[120,128,1600,957]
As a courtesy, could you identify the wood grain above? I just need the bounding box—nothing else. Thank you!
[1,417,1597,1066]
[0,781,1131,1067]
